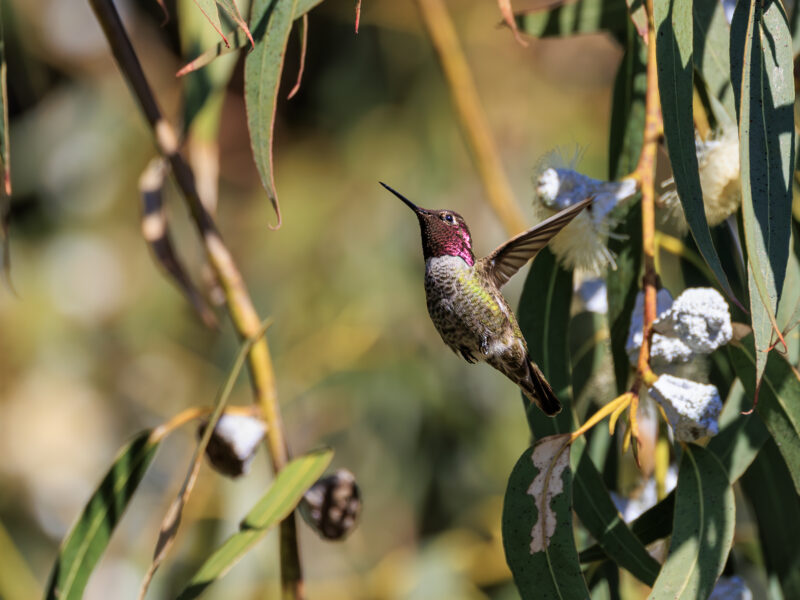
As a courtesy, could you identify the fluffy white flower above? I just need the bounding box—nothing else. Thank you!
[533,159,636,276]
[626,289,695,367]
[649,375,722,441]
[653,287,732,353]
[661,128,741,230]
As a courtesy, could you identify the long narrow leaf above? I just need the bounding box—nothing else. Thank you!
[45,432,160,600]
[654,0,738,303]
[244,0,299,228]
[176,448,333,600]
[732,0,796,387]
[729,333,800,494]
[502,436,590,599]
[693,0,735,121]
[0,4,11,288]
[647,445,735,600]
[515,0,629,39]
[741,439,800,600]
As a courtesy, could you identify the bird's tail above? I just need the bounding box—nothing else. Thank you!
[519,359,561,416]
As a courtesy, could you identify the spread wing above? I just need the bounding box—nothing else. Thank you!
[485,197,593,288]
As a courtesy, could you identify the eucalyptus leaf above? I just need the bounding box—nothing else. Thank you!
[654,0,738,303]
[502,436,590,599]
[647,445,735,600]
[45,432,160,600]
[732,0,795,387]
[177,448,333,600]
[729,333,800,495]
[693,0,735,121]
[515,0,629,39]
[741,439,800,600]
[0,3,11,287]
[244,0,299,228]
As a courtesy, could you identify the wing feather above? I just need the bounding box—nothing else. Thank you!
[485,197,593,288]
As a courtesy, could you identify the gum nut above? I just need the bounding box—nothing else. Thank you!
[198,414,267,478]
[654,287,732,354]
[300,469,361,541]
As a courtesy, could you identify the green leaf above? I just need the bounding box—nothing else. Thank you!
[244,0,299,228]
[45,431,160,600]
[215,0,255,48]
[176,448,333,600]
[729,333,800,495]
[647,445,735,600]
[515,0,629,39]
[741,438,800,600]
[519,250,658,585]
[569,311,609,408]
[191,0,227,45]
[179,0,242,136]
[732,0,796,387]
[518,247,573,436]
[693,0,735,121]
[502,436,590,599]
[654,0,738,303]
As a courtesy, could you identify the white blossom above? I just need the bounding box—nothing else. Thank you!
[626,289,695,367]
[649,375,722,441]
[661,128,741,230]
[533,160,636,276]
[653,287,732,353]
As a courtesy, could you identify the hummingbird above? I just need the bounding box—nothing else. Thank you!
[381,182,592,415]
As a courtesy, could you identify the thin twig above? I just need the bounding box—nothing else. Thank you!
[86,1,303,596]
[415,0,527,236]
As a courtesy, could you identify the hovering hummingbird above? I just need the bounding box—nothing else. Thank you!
[382,182,592,415]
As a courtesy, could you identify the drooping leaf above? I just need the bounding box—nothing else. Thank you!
[176,448,334,600]
[137,320,270,598]
[647,445,735,600]
[497,0,528,46]
[693,0,735,121]
[732,0,796,387]
[502,436,590,599]
[729,333,800,495]
[515,0,629,39]
[45,432,160,600]
[741,438,800,600]
[244,0,299,229]
[139,158,218,329]
[191,0,229,47]
[215,0,255,48]
[518,247,573,436]
[519,250,658,585]
[654,0,738,303]
[286,14,308,100]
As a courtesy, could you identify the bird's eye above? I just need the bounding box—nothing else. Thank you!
[443,214,455,224]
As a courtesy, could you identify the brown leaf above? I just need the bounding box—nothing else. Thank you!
[497,0,529,47]
[139,158,218,329]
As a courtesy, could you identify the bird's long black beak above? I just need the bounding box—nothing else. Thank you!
[380,182,425,214]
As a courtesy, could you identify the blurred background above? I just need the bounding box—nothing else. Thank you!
[0,0,619,597]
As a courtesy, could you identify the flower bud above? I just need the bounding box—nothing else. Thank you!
[198,414,267,478]
[653,288,732,353]
[299,469,361,540]
[648,375,722,441]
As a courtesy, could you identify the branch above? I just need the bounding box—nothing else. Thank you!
[86,1,303,596]
[415,0,527,236]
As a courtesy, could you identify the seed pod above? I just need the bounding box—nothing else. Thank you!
[648,375,722,442]
[299,469,361,540]
[198,414,267,478]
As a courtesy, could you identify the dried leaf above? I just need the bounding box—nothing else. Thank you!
[287,14,308,100]
[355,0,361,33]
[139,158,218,329]
[216,0,255,49]
[528,434,571,552]
[498,0,528,46]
